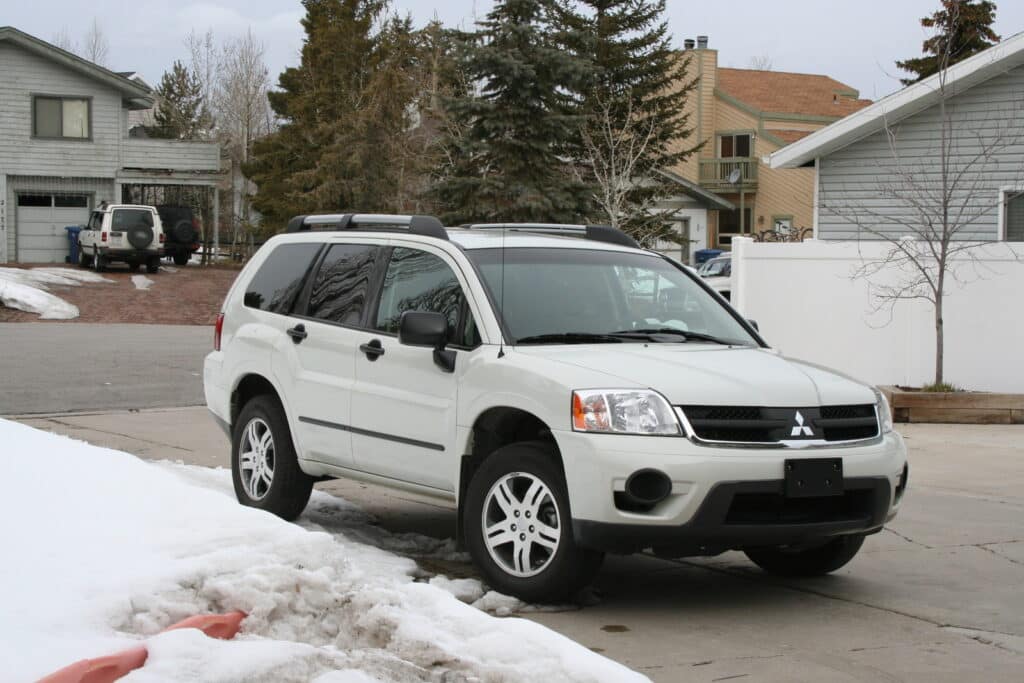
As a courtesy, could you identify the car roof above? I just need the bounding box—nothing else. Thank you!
[267,227,647,254]
[97,204,157,212]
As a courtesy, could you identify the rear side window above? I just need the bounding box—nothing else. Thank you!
[306,243,381,326]
[244,243,321,314]
[87,212,103,231]
[111,209,152,231]
[375,247,465,337]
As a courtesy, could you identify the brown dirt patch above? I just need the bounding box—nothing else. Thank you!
[0,263,240,325]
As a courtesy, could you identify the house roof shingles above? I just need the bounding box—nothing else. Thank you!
[717,68,872,119]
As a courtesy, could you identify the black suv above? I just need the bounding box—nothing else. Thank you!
[156,206,200,266]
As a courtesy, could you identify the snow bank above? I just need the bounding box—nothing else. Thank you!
[0,420,645,683]
[131,274,155,290]
[0,267,111,319]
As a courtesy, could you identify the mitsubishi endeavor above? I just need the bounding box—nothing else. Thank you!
[204,214,908,602]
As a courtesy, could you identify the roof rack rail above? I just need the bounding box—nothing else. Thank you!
[463,223,640,249]
[286,213,448,241]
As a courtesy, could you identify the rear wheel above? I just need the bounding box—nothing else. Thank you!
[146,258,160,274]
[464,442,603,603]
[231,394,313,521]
[173,251,190,266]
[745,534,866,577]
[94,248,107,272]
[128,262,141,272]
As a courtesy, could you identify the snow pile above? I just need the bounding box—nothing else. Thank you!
[131,274,155,290]
[0,420,644,683]
[0,267,110,319]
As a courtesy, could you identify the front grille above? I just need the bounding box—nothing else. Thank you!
[679,405,879,444]
[725,489,876,525]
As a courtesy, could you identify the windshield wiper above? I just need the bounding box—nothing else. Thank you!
[610,328,738,345]
[515,332,625,345]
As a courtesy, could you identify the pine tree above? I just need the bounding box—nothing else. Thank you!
[246,0,430,227]
[896,0,1000,85]
[149,61,210,139]
[553,0,698,242]
[430,0,593,224]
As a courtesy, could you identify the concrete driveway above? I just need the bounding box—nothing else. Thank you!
[14,408,1024,682]
[0,323,210,414]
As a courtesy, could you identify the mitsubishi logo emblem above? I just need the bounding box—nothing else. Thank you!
[791,411,814,437]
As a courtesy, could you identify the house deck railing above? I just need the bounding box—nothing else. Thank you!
[698,157,759,189]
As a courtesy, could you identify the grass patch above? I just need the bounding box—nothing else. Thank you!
[919,382,963,393]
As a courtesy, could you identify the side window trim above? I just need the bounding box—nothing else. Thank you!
[362,246,393,331]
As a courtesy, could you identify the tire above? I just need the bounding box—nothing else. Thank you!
[127,225,154,250]
[146,258,160,274]
[79,248,93,268]
[173,251,190,266]
[231,394,313,521]
[171,220,195,244]
[745,534,866,577]
[463,442,603,603]
[94,248,106,273]
[128,262,141,272]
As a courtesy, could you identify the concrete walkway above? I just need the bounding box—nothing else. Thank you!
[14,408,1024,682]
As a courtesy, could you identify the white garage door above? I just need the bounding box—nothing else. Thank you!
[16,194,91,263]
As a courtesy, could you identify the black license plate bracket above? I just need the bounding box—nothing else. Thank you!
[785,458,843,498]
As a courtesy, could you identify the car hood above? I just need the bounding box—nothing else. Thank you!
[513,344,876,407]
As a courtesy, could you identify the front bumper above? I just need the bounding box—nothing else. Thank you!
[556,429,907,554]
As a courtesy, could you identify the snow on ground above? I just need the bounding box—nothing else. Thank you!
[1,420,646,683]
[132,274,155,290]
[0,267,111,319]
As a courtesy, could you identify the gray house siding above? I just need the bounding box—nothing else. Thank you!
[818,64,1024,241]
[0,42,124,177]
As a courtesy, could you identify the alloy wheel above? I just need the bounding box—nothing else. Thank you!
[239,417,275,500]
[481,472,562,577]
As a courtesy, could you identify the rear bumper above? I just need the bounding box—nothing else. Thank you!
[573,475,892,556]
[97,247,163,259]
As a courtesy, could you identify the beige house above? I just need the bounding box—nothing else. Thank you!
[666,36,871,255]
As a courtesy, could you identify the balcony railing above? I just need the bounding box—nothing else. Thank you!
[698,157,759,189]
[121,139,221,173]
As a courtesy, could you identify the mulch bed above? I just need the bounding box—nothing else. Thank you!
[0,263,241,325]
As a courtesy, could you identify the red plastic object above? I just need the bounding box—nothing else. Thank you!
[162,610,246,640]
[37,646,147,683]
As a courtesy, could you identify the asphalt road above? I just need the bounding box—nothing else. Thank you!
[16,408,1024,682]
[0,323,210,415]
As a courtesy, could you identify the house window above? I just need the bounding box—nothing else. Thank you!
[33,96,91,139]
[718,207,753,246]
[1004,191,1024,241]
[719,133,751,158]
[772,215,794,233]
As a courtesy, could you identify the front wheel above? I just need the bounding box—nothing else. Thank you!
[79,248,93,268]
[745,534,866,577]
[231,394,313,521]
[464,442,603,603]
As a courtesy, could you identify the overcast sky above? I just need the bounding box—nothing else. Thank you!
[5,1,1023,100]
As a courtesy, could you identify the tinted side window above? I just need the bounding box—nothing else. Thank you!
[245,243,321,314]
[307,243,381,325]
[375,247,464,337]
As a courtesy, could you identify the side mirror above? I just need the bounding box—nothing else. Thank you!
[398,311,456,373]
[747,319,759,332]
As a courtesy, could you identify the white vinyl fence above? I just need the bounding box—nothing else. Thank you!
[731,237,1024,392]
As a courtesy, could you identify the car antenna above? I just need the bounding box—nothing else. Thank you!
[497,226,506,358]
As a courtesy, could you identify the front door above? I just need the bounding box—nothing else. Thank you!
[349,245,476,492]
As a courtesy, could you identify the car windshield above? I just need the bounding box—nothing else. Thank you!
[465,248,758,346]
[698,258,730,277]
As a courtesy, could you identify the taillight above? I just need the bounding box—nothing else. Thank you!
[192,217,201,231]
[214,312,224,351]
[101,232,107,242]
[159,233,165,243]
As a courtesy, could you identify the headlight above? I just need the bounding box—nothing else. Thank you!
[572,389,681,435]
[873,388,894,433]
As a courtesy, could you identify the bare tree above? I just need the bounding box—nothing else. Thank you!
[51,27,77,54]
[575,92,660,244]
[186,29,217,137]
[821,12,1022,387]
[214,29,275,248]
[82,18,109,66]
[747,54,773,71]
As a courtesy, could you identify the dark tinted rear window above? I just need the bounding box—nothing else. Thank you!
[111,209,152,231]
[306,243,381,326]
[245,243,321,314]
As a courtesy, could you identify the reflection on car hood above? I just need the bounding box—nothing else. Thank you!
[514,345,875,407]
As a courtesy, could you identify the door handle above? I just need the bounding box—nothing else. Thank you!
[360,338,385,360]
[286,324,308,344]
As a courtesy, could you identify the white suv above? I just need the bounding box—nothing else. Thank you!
[79,203,164,272]
[204,214,908,602]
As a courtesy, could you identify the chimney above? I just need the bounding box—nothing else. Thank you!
[696,35,709,49]
[684,38,695,50]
